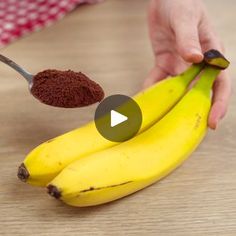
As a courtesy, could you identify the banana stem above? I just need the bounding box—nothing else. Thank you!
[194,66,220,95]
[181,62,205,84]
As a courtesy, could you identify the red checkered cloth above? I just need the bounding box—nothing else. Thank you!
[0,0,102,47]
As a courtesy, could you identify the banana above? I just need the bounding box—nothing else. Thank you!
[47,57,229,207]
[18,63,203,186]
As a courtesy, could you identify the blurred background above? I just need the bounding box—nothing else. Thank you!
[0,0,235,235]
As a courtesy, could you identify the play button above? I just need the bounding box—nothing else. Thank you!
[110,110,128,127]
[94,94,142,142]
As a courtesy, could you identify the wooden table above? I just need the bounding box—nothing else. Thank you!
[0,1,235,235]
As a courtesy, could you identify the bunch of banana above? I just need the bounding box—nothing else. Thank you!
[18,50,229,207]
[18,61,204,186]
[45,50,229,206]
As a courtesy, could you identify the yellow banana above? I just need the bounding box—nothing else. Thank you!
[47,65,224,207]
[18,64,203,186]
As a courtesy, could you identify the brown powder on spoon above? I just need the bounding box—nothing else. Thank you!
[31,69,104,108]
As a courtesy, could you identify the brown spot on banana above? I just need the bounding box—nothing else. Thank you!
[194,113,202,130]
[46,138,55,144]
[79,181,133,193]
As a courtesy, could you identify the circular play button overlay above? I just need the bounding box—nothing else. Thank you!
[95,94,142,142]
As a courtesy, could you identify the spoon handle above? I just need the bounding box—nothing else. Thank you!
[0,54,33,83]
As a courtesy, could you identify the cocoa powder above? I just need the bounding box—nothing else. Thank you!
[31,69,104,108]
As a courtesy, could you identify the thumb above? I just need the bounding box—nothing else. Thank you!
[173,22,203,63]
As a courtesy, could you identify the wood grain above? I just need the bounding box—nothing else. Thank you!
[0,0,235,235]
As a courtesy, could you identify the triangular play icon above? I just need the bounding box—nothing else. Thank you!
[110,110,128,127]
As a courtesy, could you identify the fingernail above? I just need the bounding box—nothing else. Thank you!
[191,49,203,59]
[214,118,220,130]
[214,123,218,130]
[185,49,203,63]
[191,47,202,54]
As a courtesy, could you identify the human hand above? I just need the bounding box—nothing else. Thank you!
[144,0,231,129]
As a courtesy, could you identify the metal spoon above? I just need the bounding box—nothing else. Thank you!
[0,54,33,88]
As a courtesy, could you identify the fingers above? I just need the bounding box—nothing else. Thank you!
[172,20,203,63]
[208,71,232,129]
[198,20,231,129]
[143,67,168,89]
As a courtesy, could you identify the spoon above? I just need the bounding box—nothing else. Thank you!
[0,54,33,88]
[0,54,104,108]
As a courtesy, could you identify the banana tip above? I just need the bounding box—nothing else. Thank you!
[17,163,30,182]
[47,184,61,199]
